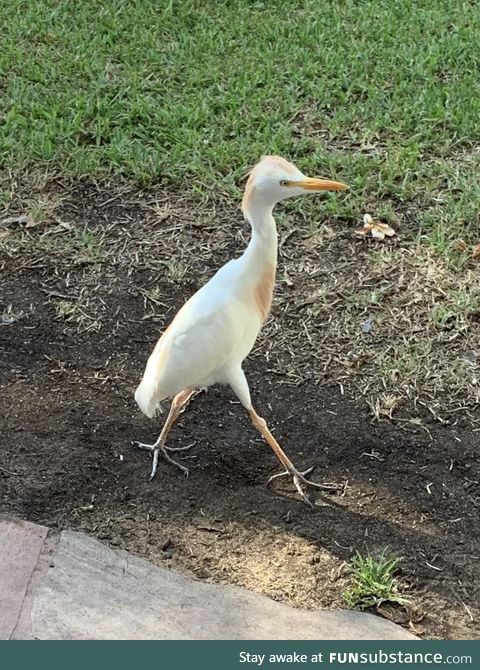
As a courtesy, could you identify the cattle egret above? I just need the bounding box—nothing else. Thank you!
[133,155,348,506]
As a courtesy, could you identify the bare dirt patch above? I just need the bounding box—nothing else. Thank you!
[1,178,479,639]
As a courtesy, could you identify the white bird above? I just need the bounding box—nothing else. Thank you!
[133,155,348,506]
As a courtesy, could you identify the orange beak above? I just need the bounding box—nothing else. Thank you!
[293,177,348,191]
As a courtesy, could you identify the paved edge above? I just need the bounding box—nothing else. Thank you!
[11,534,59,640]
[0,516,49,640]
[32,530,418,640]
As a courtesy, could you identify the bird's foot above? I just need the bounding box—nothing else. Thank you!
[131,440,189,480]
[267,465,345,508]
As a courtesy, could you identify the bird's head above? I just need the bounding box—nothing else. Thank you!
[242,155,348,216]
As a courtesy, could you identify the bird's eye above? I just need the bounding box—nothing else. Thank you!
[280,180,289,187]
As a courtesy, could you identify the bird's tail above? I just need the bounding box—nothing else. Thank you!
[134,377,158,418]
[135,341,169,418]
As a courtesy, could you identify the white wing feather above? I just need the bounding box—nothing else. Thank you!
[135,260,261,417]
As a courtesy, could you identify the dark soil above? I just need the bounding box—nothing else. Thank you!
[1,180,479,639]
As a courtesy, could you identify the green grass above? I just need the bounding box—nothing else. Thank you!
[1,0,480,247]
[344,551,409,611]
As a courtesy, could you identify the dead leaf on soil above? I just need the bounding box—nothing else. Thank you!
[376,601,410,625]
[355,214,396,241]
[453,239,468,253]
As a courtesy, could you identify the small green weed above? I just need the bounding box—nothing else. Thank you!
[344,551,409,610]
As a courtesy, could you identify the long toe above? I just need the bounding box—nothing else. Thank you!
[267,464,345,506]
[132,439,190,480]
[292,473,314,508]
[164,441,196,453]
[296,470,345,493]
[266,467,314,507]
[267,469,289,486]
[267,465,316,486]
[160,447,190,478]
[132,440,155,453]
[148,449,160,481]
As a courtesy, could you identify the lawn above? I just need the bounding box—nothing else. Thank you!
[1,0,480,639]
[2,0,480,408]
[1,1,479,192]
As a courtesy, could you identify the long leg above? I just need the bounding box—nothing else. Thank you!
[228,366,343,507]
[132,388,197,480]
[248,408,342,505]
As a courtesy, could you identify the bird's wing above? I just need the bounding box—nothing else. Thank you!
[135,269,257,417]
[159,298,240,390]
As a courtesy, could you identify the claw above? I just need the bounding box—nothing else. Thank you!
[132,440,189,479]
[267,464,345,506]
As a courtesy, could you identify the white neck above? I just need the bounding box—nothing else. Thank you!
[241,198,278,269]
